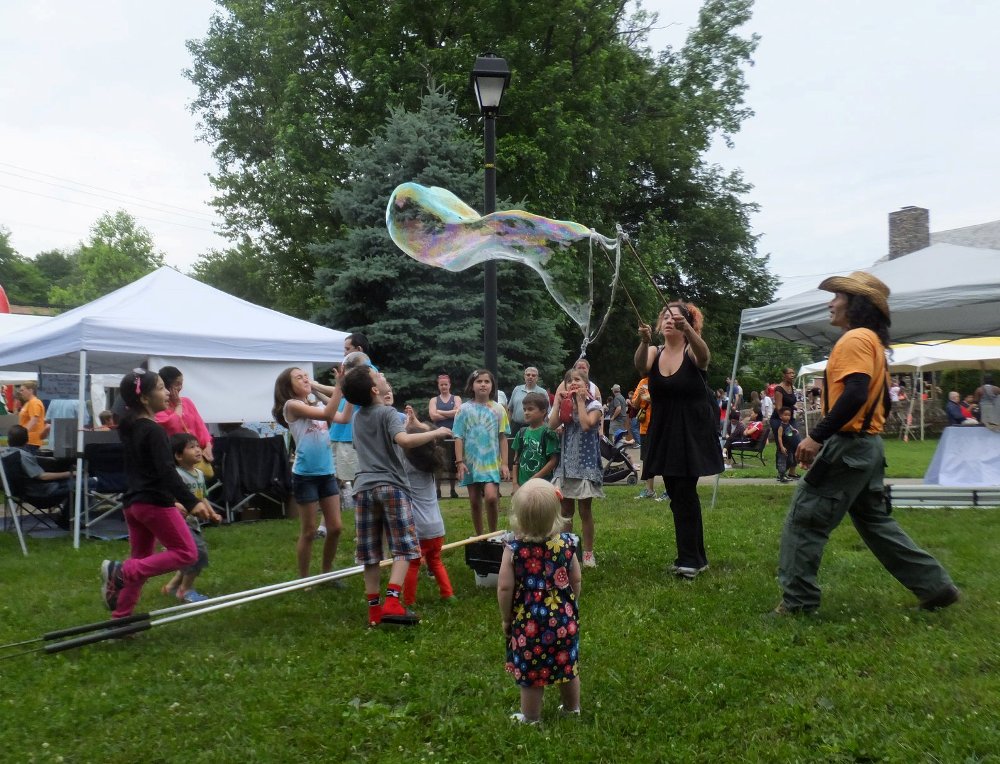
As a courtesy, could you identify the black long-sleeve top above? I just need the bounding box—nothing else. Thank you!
[120,417,200,511]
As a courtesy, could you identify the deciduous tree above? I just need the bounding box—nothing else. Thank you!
[49,211,164,307]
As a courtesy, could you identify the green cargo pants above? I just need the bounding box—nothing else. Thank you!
[777,433,953,611]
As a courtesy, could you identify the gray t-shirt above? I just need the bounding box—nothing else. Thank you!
[402,460,445,539]
[610,393,628,431]
[351,404,410,494]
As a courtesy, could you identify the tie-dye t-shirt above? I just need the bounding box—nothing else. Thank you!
[452,400,510,486]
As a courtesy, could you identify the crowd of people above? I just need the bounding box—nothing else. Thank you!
[8,276,974,725]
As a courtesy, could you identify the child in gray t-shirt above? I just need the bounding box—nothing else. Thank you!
[341,365,452,628]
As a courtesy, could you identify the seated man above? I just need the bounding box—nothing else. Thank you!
[723,411,751,466]
[3,425,78,528]
[945,392,977,426]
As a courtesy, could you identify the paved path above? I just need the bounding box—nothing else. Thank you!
[432,475,926,499]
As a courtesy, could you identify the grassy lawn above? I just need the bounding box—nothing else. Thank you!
[2,439,997,762]
[722,436,938,480]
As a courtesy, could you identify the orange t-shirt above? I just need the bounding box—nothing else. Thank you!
[632,378,651,435]
[823,328,888,434]
[18,397,46,446]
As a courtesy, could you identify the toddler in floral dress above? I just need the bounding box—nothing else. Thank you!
[497,478,583,724]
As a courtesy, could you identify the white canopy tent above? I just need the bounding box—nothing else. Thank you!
[740,243,1000,347]
[0,267,349,547]
[0,313,49,384]
[796,338,1000,439]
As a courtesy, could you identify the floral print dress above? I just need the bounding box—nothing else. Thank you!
[505,532,580,687]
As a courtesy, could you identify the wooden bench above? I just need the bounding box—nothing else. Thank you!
[730,424,770,467]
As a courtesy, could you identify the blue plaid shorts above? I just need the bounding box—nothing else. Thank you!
[353,484,420,565]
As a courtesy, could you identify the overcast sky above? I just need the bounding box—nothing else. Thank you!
[2,1,997,298]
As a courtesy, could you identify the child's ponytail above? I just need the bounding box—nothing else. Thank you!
[118,369,159,436]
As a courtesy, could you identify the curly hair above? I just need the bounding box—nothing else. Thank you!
[845,294,891,348]
[658,300,705,335]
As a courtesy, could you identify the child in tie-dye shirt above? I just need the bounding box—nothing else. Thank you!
[453,369,510,535]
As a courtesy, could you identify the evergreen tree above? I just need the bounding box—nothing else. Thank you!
[312,89,567,409]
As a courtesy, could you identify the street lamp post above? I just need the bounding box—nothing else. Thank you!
[471,54,510,379]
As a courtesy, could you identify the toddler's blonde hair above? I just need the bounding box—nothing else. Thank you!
[510,479,566,542]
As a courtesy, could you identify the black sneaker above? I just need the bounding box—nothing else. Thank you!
[380,604,420,626]
[918,584,961,611]
[765,602,818,618]
[100,560,124,611]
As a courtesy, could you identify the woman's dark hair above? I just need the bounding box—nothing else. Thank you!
[171,431,199,457]
[272,367,299,428]
[119,369,161,435]
[463,369,497,400]
[158,366,182,389]
[845,294,892,348]
[345,332,370,355]
[403,421,445,475]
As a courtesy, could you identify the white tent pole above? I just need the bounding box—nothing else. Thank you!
[73,350,86,550]
[801,376,809,438]
[712,331,745,509]
[920,373,925,441]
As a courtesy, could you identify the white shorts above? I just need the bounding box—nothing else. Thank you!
[553,476,605,500]
[333,441,359,481]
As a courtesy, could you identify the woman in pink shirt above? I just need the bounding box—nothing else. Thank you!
[155,366,214,470]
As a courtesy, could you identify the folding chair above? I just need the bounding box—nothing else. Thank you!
[215,436,291,522]
[1,451,29,555]
[1,450,71,554]
[82,442,127,537]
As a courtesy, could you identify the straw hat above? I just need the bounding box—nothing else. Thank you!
[818,271,890,318]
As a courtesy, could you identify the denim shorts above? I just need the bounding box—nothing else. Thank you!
[292,473,340,504]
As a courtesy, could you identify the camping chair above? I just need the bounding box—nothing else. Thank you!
[0,451,30,555]
[82,442,127,537]
[730,422,770,467]
[214,436,291,522]
[1,450,71,555]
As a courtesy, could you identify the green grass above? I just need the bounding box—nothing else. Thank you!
[722,436,939,480]
[2,441,996,763]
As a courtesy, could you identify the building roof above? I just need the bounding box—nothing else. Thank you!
[931,219,1000,250]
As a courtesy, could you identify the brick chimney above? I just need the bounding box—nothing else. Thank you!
[888,206,930,259]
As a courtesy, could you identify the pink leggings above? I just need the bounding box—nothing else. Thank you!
[114,502,197,618]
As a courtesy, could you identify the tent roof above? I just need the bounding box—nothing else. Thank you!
[740,243,1000,348]
[797,337,1000,378]
[0,267,347,373]
[0,313,50,335]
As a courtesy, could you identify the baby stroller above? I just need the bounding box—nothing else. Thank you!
[601,433,639,485]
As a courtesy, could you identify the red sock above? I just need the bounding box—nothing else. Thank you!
[384,584,406,616]
[367,593,382,626]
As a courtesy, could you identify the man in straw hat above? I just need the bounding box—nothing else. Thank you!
[772,271,960,615]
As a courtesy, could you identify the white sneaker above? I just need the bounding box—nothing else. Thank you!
[582,551,597,568]
[558,704,582,717]
[510,712,540,725]
[316,525,327,539]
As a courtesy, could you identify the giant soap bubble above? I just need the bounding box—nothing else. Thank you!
[386,182,620,351]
